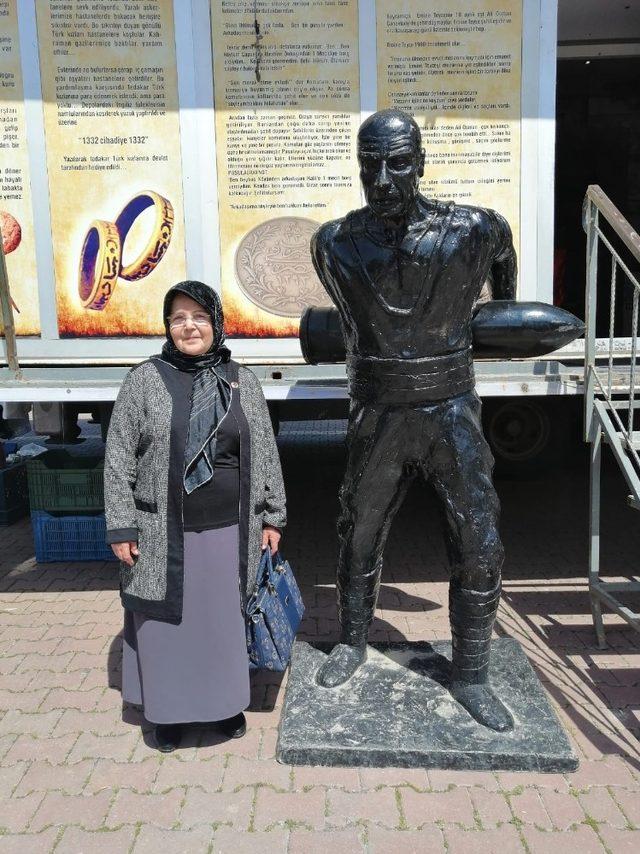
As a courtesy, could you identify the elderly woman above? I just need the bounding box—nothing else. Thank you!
[104,281,286,752]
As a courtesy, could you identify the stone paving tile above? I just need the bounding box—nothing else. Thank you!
[539,789,587,829]
[85,756,159,794]
[55,825,137,853]
[578,787,629,827]
[443,825,525,854]
[367,826,446,853]
[93,688,123,712]
[7,638,60,656]
[53,707,123,736]
[133,824,215,853]
[80,669,116,691]
[66,730,138,764]
[470,787,513,827]
[211,827,290,853]
[289,828,365,853]
[29,789,112,831]
[54,636,106,656]
[39,686,105,713]
[401,788,476,829]
[222,756,291,792]
[258,726,279,760]
[496,770,570,792]
[42,622,96,641]
[567,756,638,789]
[14,652,74,673]
[0,687,48,712]
[0,673,33,692]
[611,785,640,826]
[2,625,48,642]
[189,727,262,761]
[14,758,94,796]
[107,787,184,829]
[0,708,62,737]
[293,764,361,791]
[522,825,605,854]
[0,759,28,796]
[326,788,400,829]
[254,788,326,830]
[509,788,553,829]
[358,766,429,790]
[27,670,88,691]
[154,755,225,793]
[0,654,24,674]
[180,787,254,830]
[0,792,45,833]
[0,733,15,761]
[0,828,59,854]
[66,652,113,672]
[598,826,640,852]
[428,768,500,791]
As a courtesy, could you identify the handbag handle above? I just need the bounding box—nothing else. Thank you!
[253,546,274,592]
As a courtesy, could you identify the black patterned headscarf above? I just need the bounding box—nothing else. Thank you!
[160,281,232,494]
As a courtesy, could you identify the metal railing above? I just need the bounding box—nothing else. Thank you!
[583,185,640,647]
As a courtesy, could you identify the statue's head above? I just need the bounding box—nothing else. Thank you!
[357,109,425,221]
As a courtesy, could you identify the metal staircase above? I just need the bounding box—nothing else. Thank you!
[583,185,640,647]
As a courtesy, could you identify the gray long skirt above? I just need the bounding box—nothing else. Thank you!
[122,524,250,724]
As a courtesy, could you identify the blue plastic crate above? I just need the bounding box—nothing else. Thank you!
[31,510,117,563]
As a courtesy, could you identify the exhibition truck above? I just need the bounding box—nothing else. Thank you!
[1,0,639,470]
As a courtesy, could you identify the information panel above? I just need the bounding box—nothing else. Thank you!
[211,0,361,337]
[35,0,186,336]
[0,0,40,335]
[377,0,522,257]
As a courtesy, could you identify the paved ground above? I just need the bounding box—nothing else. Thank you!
[0,420,639,853]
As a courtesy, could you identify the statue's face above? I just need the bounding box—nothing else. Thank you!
[358,120,424,221]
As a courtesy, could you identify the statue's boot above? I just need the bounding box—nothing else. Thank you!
[316,641,367,687]
[316,579,374,687]
[449,581,514,732]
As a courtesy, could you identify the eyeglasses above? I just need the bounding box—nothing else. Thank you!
[167,313,212,328]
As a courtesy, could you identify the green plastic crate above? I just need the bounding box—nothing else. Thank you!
[0,462,29,525]
[27,451,105,512]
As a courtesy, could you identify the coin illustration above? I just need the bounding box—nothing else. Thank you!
[0,210,22,255]
[234,217,332,317]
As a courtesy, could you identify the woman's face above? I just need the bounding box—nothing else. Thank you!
[167,293,215,356]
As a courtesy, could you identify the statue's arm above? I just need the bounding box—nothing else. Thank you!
[310,222,341,305]
[489,211,517,301]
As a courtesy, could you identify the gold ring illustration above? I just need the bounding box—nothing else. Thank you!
[115,191,174,281]
[78,220,121,310]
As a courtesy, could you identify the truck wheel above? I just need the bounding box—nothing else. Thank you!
[484,399,552,475]
[267,401,280,437]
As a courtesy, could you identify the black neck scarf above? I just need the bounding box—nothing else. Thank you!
[159,281,232,495]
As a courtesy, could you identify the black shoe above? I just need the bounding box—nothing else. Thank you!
[154,724,182,753]
[218,712,246,739]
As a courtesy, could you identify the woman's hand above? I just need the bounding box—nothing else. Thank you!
[261,525,281,553]
[110,541,139,567]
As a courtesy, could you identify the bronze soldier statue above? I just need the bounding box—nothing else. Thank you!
[311,108,516,732]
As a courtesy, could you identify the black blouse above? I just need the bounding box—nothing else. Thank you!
[182,410,240,532]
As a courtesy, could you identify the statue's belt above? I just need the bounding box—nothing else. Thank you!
[347,349,475,405]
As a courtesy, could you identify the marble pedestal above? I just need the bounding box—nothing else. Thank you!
[277,639,578,772]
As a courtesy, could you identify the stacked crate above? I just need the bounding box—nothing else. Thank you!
[0,457,30,525]
[27,451,116,562]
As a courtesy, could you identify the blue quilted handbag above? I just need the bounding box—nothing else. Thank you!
[246,548,304,671]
